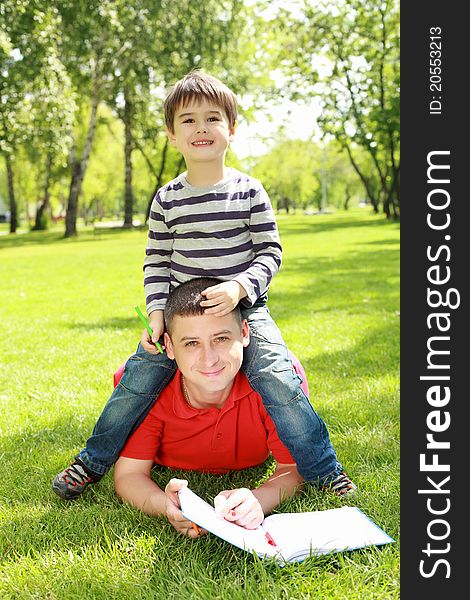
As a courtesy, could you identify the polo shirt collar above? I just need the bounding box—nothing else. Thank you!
[170,370,251,419]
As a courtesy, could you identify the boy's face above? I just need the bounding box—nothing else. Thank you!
[164,311,249,397]
[167,99,236,164]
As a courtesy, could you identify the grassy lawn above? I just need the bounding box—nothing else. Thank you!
[0,209,399,599]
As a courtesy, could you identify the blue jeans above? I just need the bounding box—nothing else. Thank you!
[241,305,342,482]
[79,305,342,483]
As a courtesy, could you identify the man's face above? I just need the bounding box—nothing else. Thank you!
[164,312,249,396]
[167,99,236,164]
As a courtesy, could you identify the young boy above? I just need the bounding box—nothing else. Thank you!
[52,70,356,499]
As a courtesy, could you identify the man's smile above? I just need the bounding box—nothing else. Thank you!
[198,366,226,377]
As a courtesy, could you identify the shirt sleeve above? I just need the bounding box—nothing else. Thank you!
[143,190,173,314]
[233,184,282,307]
[119,405,164,460]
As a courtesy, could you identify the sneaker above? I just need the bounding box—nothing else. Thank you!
[321,471,357,497]
[52,457,101,500]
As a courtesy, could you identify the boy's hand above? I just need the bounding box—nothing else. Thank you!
[164,478,207,538]
[200,281,247,316]
[141,310,165,354]
[214,488,264,530]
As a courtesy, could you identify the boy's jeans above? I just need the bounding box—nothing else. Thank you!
[78,305,342,483]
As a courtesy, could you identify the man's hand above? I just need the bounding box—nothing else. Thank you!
[164,478,207,538]
[141,310,165,353]
[214,488,264,530]
[200,281,247,316]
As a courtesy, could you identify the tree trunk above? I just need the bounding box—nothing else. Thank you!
[33,153,52,230]
[382,164,400,219]
[343,141,379,212]
[65,152,82,237]
[64,71,100,238]
[145,137,170,222]
[391,164,400,218]
[173,155,185,179]
[123,87,134,227]
[5,154,17,234]
[383,193,391,219]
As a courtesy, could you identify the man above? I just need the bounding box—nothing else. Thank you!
[113,277,304,537]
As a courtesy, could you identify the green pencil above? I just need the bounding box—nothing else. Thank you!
[134,305,164,353]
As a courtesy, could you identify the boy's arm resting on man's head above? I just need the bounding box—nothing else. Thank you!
[200,280,248,316]
[143,191,173,316]
[233,185,283,307]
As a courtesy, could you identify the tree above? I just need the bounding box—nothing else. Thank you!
[0,3,41,233]
[1,1,74,233]
[98,1,166,227]
[1,0,293,233]
[58,0,265,232]
[114,0,275,224]
[322,143,364,210]
[278,0,400,218]
[80,105,126,222]
[55,0,126,237]
[26,20,74,230]
[251,137,320,212]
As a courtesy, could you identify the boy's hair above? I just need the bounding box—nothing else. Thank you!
[164,70,238,133]
[164,277,242,335]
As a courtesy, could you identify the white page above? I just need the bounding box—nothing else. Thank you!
[264,507,394,562]
[178,487,277,557]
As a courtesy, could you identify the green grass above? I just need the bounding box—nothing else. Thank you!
[0,209,400,599]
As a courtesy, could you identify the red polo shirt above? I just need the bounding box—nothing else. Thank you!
[120,370,294,474]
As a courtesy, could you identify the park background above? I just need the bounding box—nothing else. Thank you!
[0,1,400,598]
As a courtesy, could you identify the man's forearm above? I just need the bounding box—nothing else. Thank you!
[115,472,167,516]
[251,464,303,516]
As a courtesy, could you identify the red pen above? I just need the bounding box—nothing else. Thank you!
[264,531,278,548]
[191,521,201,535]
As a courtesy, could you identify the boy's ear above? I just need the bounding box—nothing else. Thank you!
[166,127,177,146]
[229,119,238,141]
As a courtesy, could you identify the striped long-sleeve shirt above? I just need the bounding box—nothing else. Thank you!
[144,168,282,314]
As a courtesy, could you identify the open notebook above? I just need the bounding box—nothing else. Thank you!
[178,487,394,565]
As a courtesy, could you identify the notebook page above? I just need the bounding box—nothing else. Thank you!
[178,487,277,557]
[264,506,394,561]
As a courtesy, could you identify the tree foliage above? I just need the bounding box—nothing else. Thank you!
[1,1,75,231]
[252,137,319,212]
[1,0,400,234]
[251,135,363,213]
[278,0,400,218]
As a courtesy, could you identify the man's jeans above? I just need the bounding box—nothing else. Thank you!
[79,305,342,483]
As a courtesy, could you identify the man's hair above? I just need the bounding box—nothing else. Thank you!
[164,70,238,133]
[164,277,242,335]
